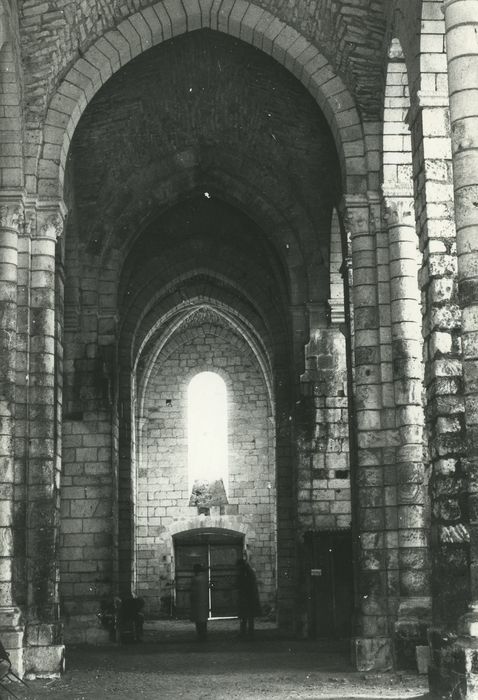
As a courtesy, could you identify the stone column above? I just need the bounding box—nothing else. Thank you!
[383,193,430,666]
[343,194,393,671]
[0,197,24,673]
[438,2,478,696]
[23,201,65,677]
[407,80,465,688]
[445,0,478,616]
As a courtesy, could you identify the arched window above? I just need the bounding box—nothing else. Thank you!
[188,371,228,496]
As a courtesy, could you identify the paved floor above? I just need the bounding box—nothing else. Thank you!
[5,620,431,700]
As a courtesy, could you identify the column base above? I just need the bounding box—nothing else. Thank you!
[23,645,65,679]
[24,622,64,678]
[351,636,394,671]
[0,606,25,678]
[394,618,429,670]
[428,627,478,699]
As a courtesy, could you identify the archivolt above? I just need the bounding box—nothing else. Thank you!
[39,0,367,199]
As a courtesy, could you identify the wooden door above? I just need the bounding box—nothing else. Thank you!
[304,530,354,638]
[209,542,241,617]
[174,543,209,618]
[174,529,243,619]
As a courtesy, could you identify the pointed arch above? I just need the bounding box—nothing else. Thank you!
[38,0,366,199]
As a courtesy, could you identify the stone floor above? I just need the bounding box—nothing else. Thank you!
[6,620,431,700]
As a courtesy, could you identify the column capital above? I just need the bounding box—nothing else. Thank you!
[340,192,384,241]
[381,190,415,226]
[24,198,67,240]
[0,194,25,233]
[339,194,369,238]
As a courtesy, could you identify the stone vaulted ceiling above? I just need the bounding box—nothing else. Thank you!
[20,0,388,134]
[68,30,340,309]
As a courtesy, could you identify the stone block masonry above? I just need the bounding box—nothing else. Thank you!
[298,326,352,534]
[60,415,114,642]
[3,0,478,695]
[138,318,276,616]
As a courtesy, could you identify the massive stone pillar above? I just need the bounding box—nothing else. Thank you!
[23,201,65,677]
[343,193,394,671]
[0,196,24,674]
[436,2,478,696]
[405,26,466,685]
[383,194,430,667]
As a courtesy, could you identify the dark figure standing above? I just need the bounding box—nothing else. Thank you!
[120,594,145,642]
[237,558,261,638]
[190,563,209,640]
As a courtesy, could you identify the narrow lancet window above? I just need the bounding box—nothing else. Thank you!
[188,371,228,505]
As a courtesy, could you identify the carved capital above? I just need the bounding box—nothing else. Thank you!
[341,205,369,239]
[30,200,67,240]
[382,192,415,228]
[0,202,23,232]
[22,209,35,237]
[340,192,383,238]
[37,211,64,240]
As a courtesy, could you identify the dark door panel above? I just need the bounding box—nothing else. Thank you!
[174,544,209,618]
[173,529,244,619]
[210,543,241,617]
[304,530,354,638]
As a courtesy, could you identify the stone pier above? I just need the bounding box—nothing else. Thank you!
[0,197,24,676]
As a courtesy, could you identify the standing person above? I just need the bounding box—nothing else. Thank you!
[120,593,145,642]
[190,563,209,640]
[237,557,261,638]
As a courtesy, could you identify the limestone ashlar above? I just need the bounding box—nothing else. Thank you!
[1,0,478,696]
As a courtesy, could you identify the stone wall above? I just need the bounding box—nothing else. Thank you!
[60,415,114,641]
[298,327,351,534]
[3,0,478,694]
[137,318,276,615]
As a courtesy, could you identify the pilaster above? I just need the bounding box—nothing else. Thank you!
[0,193,24,677]
[407,57,466,692]
[22,199,66,677]
[383,191,431,668]
[342,193,394,671]
[431,2,478,696]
